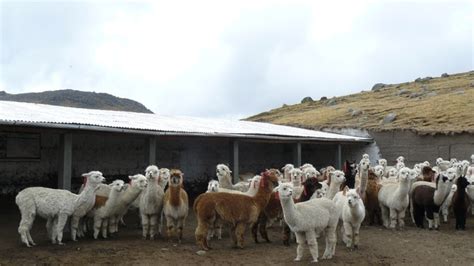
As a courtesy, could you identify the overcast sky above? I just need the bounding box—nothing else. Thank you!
[1,0,472,119]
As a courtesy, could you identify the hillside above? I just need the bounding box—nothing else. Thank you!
[0,90,153,113]
[247,71,474,135]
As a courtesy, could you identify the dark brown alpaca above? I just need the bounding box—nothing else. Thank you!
[452,176,470,230]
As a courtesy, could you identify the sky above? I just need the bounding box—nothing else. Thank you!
[0,0,472,120]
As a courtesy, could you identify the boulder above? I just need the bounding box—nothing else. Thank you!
[320,96,328,101]
[326,98,337,106]
[397,89,411,96]
[351,110,362,117]
[372,83,385,91]
[382,113,397,124]
[301,97,314,103]
[441,73,449,78]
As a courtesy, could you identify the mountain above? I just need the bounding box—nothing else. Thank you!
[247,71,474,135]
[0,89,153,113]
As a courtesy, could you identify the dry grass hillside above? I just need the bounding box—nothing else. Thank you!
[247,71,474,135]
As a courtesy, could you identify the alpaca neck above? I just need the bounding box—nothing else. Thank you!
[121,185,142,204]
[433,181,452,206]
[219,173,233,189]
[394,178,411,201]
[280,197,298,228]
[359,167,368,196]
[349,201,364,218]
[169,185,181,207]
[327,182,341,199]
[252,183,272,211]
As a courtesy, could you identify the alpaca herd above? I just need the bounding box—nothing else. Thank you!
[14,153,474,263]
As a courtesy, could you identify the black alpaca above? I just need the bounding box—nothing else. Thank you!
[452,176,470,230]
[343,160,357,189]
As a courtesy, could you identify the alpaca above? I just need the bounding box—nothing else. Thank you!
[140,165,165,240]
[452,175,471,230]
[16,171,105,247]
[194,169,279,250]
[342,160,357,189]
[378,167,416,229]
[440,184,457,223]
[278,183,338,262]
[333,186,365,249]
[289,168,305,199]
[321,166,336,182]
[301,165,320,182]
[163,169,189,243]
[281,164,295,182]
[158,168,171,189]
[373,165,385,181]
[108,174,148,235]
[91,180,125,239]
[216,164,250,192]
[325,170,345,200]
[385,167,399,182]
[252,177,322,245]
[364,170,382,225]
[411,171,454,230]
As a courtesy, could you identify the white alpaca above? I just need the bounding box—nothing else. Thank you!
[333,187,365,249]
[209,175,261,196]
[301,165,320,181]
[325,170,346,200]
[278,183,338,262]
[16,171,105,247]
[158,168,171,188]
[108,174,148,235]
[205,180,222,240]
[289,168,305,199]
[378,159,388,177]
[384,167,399,182]
[216,164,249,192]
[373,165,385,182]
[378,167,416,229]
[441,184,457,223]
[140,165,165,240]
[281,164,295,182]
[355,158,370,191]
[91,180,125,239]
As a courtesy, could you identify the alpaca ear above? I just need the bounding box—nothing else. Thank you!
[343,186,349,196]
[128,175,136,180]
[81,172,91,177]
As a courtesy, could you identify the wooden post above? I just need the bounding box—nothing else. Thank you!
[294,142,302,167]
[147,136,157,165]
[233,139,239,183]
[336,143,342,169]
[58,133,72,190]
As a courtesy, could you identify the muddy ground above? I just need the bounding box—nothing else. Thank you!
[0,201,473,265]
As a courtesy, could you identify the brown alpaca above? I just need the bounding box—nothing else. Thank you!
[364,170,382,225]
[194,169,279,250]
[94,195,108,208]
[422,166,436,182]
[163,169,189,243]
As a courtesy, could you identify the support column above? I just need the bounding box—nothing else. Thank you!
[294,142,302,167]
[147,136,157,165]
[336,143,342,169]
[233,139,239,184]
[58,133,72,190]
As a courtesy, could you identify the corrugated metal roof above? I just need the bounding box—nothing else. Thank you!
[0,100,371,142]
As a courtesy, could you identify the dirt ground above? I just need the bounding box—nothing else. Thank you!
[0,202,473,265]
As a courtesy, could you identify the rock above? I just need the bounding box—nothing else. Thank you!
[415,77,422,82]
[196,250,207,256]
[372,83,385,91]
[351,110,362,117]
[454,90,465,95]
[409,92,423,98]
[282,104,288,107]
[348,108,354,113]
[326,98,337,106]
[441,73,449,78]
[415,76,433,83]
[470,81,474,87]
[382,113,397,124]
[320,96,328,101]
[397,89,411,96]
[161,248,169,251]
[426,92,438,97]
[301,97,314,103]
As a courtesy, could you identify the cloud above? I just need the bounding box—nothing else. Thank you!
[1,0,472,120]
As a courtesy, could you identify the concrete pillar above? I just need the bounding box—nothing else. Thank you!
[233,139,239,183]
[58,133,72,190]
[147,136,157,165]
[294,142,302,167]
[336,143,342,169]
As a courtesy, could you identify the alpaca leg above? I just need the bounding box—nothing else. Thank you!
[46,218,54,240]
[177,218,185,243]
[217,222,222,240]
[343,222,353,248]
[433,212,440,230]
[258,215,271,243]
[166,217,174,241]
[389,208,397,229]
[55,213,68,245]
[323,227,337,259]
[234,223,246,249]
[195,220,210,251]
[283,223,291,246]
[70,215,80,241]
[18,204,36,247]
[141,214,150,240]
[93,217,102,239]
[398,209,406,229]
[306,230,319,262]
[51,217,58,244]
[149,214,158,240]
[251,221,259,243]
[353,224,361,249]
[380,205,389,228]
[294,232,305,261]
[102,219,109,239]
[441,206,448,223]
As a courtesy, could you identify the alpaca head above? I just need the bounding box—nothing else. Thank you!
[82,171,106,187]
[169,169,184,187]
[445,167,458,180]
[216,164,231,178]
[344,188,362,208]
[282,164,294,173]
[313,183,327,198]
[145,165,160,181]
[128,174,148,190]
[329,170,346,185]
[388,167,398,178]
[450,158,458,166]
[359,158,370,171]
[396,162,406,170]
[435,173,453,188]
[289,168,303,186]
[461,160,470,176]
[362,154,370,160]
[109,179,125,192]
[456,175,470,190]
[302,166,320,181]
[378,159,387,167]
[249,175,262,189]
[373,165,385,178]
[277,183,294,199]
[207,180,219,192]
[396,156,405,163]
[408,169,419,181]
[261,169,281,190]
[159,168,171,185]
[471,154,474,163]
[397,167,411,181]
[300,163,314,170]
